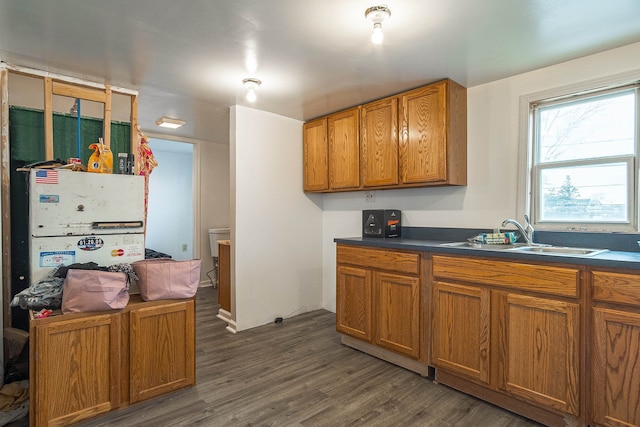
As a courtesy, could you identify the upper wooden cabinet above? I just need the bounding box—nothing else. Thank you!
[328,107,360,190]
[361,97,399,187]
[303,79,467,193]
[400,80,467,185]
[302,118,329,192]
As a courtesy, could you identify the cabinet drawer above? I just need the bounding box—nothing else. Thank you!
[592,270,640,306]
[432,255,579,298]
[337,245,420,275]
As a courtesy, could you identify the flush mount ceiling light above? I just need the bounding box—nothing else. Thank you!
[243,78,262,103]
[155,116,186,129]
[365,5,391,45]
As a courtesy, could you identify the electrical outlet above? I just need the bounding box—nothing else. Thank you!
[182,244,188,251]
[365,191,375,203]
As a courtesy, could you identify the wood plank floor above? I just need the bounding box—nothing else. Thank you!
[63,287,540,426]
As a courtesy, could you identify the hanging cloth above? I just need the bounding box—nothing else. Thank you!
[136,126,158,233]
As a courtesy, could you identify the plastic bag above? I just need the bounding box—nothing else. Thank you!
[87,138,113,173]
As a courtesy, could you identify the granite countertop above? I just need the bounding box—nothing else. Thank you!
[334,227,640,270]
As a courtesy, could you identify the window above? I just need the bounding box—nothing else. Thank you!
[530,84,639,231]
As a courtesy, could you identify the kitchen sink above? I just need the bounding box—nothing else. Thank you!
[507,245,608,257]
[440,241,528,250]
[440,241,608,257]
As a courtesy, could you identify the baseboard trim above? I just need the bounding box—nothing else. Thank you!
[341,334,430,377]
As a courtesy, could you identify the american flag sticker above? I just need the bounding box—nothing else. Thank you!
[35,170,59,184]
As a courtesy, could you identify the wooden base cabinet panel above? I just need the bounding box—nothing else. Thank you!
[30,313,120,427]
[336,244,426,373]
[592,307,640,427]
[498,293,580,416]
[30,297,196,427]
[129,300,196,403]
[375,271,420,358]
[336,265,372,342]
[431,281,490,384]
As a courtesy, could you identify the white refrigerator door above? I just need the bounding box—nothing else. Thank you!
[30,233,145,283]
[30,169,145,237]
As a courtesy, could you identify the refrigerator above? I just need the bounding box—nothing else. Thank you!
[29,168,146,284]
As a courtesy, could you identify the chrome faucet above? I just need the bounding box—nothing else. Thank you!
[501,215,534,245]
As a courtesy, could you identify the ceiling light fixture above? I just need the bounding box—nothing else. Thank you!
[155,116,186,129]
[365,5,391,45]
[243,78,261,103]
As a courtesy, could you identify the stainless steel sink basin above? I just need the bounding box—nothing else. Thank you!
[440,242,527,250]
[440,241,608,257]
[507,245,608,256]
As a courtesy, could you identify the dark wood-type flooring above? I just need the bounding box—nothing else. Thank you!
[20,286,544,427]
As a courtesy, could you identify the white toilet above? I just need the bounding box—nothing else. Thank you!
[208,228,230,287]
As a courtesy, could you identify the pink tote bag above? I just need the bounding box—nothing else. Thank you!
[61,269,130,314]
[132,258,202,301]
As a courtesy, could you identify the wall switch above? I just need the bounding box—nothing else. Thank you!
[182,244,188,251]
[365,191,375,203]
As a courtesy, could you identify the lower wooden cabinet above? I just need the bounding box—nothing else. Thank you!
[30,296,196,427]
[591,269,640,427]
[30,312,120,427]
[431,254,583,426]
[431,281,490,384]
[336,265,372,342]
[375,271,420,358]
[336,244,426,371]
[497,292,580,416]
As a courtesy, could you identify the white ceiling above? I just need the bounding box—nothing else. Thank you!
[1,0,640,144]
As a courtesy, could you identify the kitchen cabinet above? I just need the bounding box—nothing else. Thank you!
[128,299,195,403]
[328,107,360,190]
[591,269,640,427]
[302,117,329,191]
[30,296,196,427]
[360,96,399,187]
[432,281,490,384]
[30,312,120,427]
[303,79,466,193]
[336,244,427,374]
[431,254,582,425]
[399,80,467,185]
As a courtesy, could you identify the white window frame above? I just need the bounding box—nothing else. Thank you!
[517,71,640,233]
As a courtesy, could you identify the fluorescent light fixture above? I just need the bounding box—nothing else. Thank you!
[155,117,186,129]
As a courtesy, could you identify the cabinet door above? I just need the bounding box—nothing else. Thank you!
[431,281,490,384]
[375,271,420,358]
[498,293,580,417]
[361,97,399,187]
[129,299,196,403]
[302,118,329,191]
[336,265,372,342]
[328,107,360,190]
[592,307,640,427]
[31,313,120,427]
[399,81,447,184]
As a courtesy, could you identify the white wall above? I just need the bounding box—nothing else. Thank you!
[322,41,640,312]
[231,106,324,331]
[146,139,194,261]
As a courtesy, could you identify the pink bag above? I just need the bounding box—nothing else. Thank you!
[132,258,202,301]
[61,269,130,314]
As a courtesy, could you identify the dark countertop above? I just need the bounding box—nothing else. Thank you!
[334,235,640,270]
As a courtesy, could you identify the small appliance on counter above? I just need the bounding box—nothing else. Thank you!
[362,209,401,238]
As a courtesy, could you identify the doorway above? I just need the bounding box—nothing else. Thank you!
[146,138,195,260]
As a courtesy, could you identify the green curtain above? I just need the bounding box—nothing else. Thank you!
[9,106,131,169]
